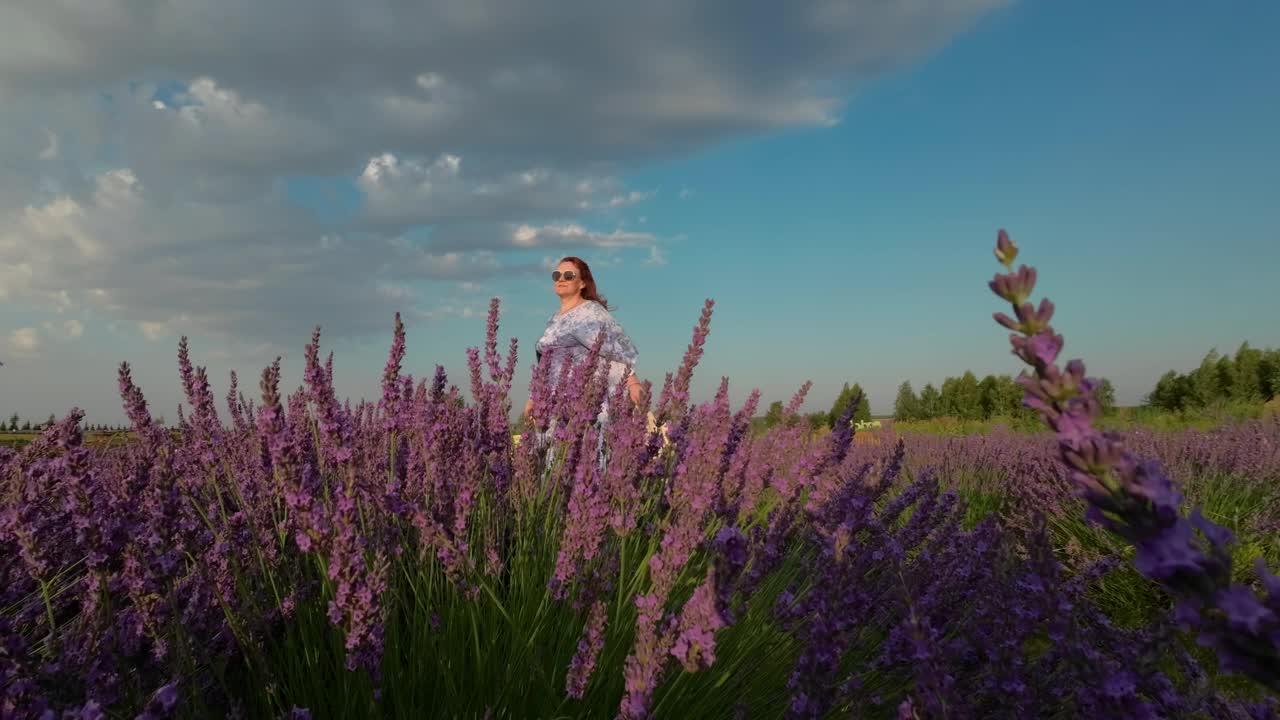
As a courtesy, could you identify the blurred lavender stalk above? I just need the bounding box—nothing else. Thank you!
[988,228,1280,690]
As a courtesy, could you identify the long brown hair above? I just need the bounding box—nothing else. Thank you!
[559,256,609,310]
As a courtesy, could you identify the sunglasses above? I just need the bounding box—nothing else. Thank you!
[551,271,578,281]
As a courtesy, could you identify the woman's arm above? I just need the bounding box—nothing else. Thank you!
[570,310,639,369]
[571,306,644,407]
[627,371,642,406]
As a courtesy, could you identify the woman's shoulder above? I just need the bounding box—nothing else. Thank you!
[580,299,614,319]
[547,300,604,325]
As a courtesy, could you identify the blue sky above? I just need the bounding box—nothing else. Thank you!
[1,1,1277,423]
[606,1,1280,413]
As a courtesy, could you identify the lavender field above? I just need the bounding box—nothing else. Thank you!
[3,235,1278,719]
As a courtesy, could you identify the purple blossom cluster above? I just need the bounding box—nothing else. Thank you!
[0,261,1276,719]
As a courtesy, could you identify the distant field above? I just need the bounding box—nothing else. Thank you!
[0,431,136,449]
[5,400,1273,450]
[883,401,1276,436]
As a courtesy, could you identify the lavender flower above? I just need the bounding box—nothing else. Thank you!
[988,228,1280,690]
[565,600,609,699]
[654,299,715,427]
[4,284,1270,718]
[381,312,407,427]
[670,568,726,672]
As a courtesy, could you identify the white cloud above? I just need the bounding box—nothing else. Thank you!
[510,223,654,249]
[177,77,268,128]
[356,151,644,232]
[587,254,624,268]
[410,303,482,322]
[139,321,169,342]
[0,165,449,344]
[119,78,304,196]
[40,318,84,340]
[385,243,509,281]
[0,170,141,311]
[607,191,651,208]
[5,327,40,357]
[417,220,659,254]
[540,252,623,271]
[38,129,58,160]
[645,245,669,266]
[376,282,416,302]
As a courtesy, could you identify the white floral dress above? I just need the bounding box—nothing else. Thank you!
[535,300,639,405]
[534,300,639,467]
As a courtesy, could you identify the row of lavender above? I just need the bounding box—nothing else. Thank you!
[854,418,1280,539]
[2,234,1278,718]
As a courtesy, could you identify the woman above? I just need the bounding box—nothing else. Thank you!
[524,256,643,422]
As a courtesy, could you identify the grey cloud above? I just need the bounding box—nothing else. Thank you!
[0,0,1007,348]
[1,0,1006,170]
[0,169,520,345]
[0,163,637,346]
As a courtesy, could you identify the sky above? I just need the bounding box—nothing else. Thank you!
[1,1,1278,424]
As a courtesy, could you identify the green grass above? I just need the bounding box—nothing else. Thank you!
[982,471,1280,704]
[885,400,1270,436]
[0,430,160,449]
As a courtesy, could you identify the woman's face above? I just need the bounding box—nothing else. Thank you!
[553,261,585,299]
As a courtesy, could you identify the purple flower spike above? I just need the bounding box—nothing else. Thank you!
[994,228,1018,266]
[986,228,1280,691]
[988,265,1037,306]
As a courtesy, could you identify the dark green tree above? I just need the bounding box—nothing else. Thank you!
[952,371,983,420]
[1145,344,1280,409]
[918,383,942,420]
[978,375,1000,419]
[1188,350,1222,407]
[1147,370,1183,411]
[828,382,871,427]
[1095,378,1117,415]
[1233,342,1264,401]
[7,413,16,432]
[763,400,784,429]
[893,381,919,422]
[1215,355,1237,403]
[1263,350,1280,400]
[980,374,1026,419]
[938,376,959,417]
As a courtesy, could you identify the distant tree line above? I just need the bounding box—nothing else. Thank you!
[2,413,57,432]
[1145,342,1280,412]
[751,373,1118,432]
[2,413,147,433]
[892,372,1115,422]
[757,382,873,432]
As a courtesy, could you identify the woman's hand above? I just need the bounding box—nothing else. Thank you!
[627,374,643,407]
[523,397,534,418]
